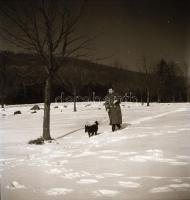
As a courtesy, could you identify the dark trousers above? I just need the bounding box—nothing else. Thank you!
[112,124,121,132]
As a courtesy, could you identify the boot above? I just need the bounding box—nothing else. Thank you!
[117,124,121,129]
[112,124,115,132]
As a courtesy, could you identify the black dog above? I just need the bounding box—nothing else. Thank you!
[85,121,99,137]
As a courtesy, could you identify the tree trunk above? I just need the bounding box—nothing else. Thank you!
[172,92,175,102]
[157,89,161,103]
[22,83,27,102]
[43,76,52,140]
[1,95,4,108]
[147,89,150,106]
[187,86,190,102]
[140,91,143,105]
[1,84,5,108]
[73,88,77,112]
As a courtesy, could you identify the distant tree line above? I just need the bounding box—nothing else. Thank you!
[0,51,189,107]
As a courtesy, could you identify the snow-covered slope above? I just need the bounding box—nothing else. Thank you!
[0,102,190,200]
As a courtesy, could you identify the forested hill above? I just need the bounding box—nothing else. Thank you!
[0,51,188,104]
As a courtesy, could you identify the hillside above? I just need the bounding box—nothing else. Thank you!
[0,51,187,104]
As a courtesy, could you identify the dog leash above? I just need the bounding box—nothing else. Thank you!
[55,127,84,139]
[55,116,107,140]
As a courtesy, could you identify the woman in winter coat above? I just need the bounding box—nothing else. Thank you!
[104,88,122,131]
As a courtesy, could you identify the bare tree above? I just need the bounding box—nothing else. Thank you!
[139,56,153,106]
[0,0,91,140]
[182,63,190,102]
[0,51,9,108]
[59,59,89,112]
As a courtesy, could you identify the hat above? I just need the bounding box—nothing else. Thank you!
[108,88,114,93]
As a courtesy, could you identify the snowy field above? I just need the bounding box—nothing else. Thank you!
[0,102,190,200]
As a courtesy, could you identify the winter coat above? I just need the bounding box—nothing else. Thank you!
[104,93,122,125]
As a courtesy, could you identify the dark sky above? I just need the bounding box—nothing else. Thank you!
[0,0,189,72]
[79,0,189,71]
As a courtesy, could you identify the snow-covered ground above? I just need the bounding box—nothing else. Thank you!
[0,102,190,200]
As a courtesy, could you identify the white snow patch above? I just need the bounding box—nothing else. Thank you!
[169,183,190,189]
[77,179,98,184]
[150,186,173,193]
[61,171,90,179]
[46,168,62,175]
[131,109,186,125]
[176,155,190,160]
[118,181,141,188]
[146,149,163,153]
[94,189,119,197]
[169,161,188,166]
[171,179,183,183]
[176,108,187,112]
[178,128,190,131]
[152,132,163,136]
[128,177,142,180]
[79,171,92,176]
[119,152,138,156]
[150,183,190,193]
[56,160,68,165]
[146,176,164,180]
[74,151,97,158]
[62,173,81,179]
[0,158,16,162]
[103,173,124,177]
[168,130,178,133]
[95,175,105,179]
[99,155,117,159]
[136,134,148,138]
[99,150,118,154]
[129,149,188,165]
[49,152,72,158]
[47,188,73,196]
[6,181,26,190]
[129,155,150,162]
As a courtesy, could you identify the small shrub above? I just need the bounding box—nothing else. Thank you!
[28,137,44,145]
[14,111,21,115]
[30,105,40,110]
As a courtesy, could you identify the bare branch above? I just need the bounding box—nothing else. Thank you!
[52,12,67,51]
[65,35,97,57]
[0,4,36,44]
